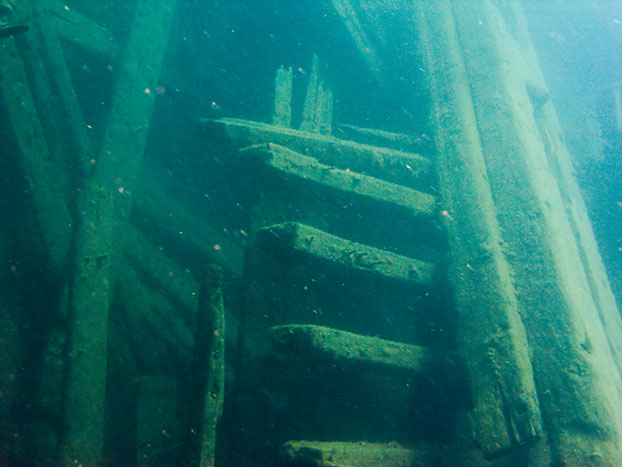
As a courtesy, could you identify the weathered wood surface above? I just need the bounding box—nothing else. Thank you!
[193,266,226,467]
[279,440,429,467]
[451,0,622,463]
[414,0,543,456]
[300,53,320,133]
[201,118,433,190]
[335,123,428,152]
[48,0,118,58]
[501,2,622,377]
[273,65,293,127]
[270,324,434,373]
[13,0,95,176]
[256,222,437,286]
[299,53,333,135]
[62,0,178,464]
[239,143,435,219]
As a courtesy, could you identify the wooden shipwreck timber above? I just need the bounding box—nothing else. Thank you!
[1,0,622,466]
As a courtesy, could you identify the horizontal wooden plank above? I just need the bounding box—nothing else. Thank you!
[256,222,437,287]
[270,324,434,373]
[49,1,118,57]
[240,143,436,219]
[201,117,433,191]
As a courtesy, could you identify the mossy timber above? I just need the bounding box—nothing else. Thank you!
[1,1,621,466]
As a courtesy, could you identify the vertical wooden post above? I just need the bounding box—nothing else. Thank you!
[413,1,543,457]
[184,265,225,467]
[300,54,320,133]
[450,1,622,463]
[61,1,177,465]
[300,54,333,135]
[273,65,293,128]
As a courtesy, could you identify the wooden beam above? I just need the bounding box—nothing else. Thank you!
[256,222,437,287]
[13,0,95,177]
[182,266,225,467]
[239,143,435,219]
[272,65,293,128]
[61,1,178,464]
[48,1,118,59]
[451,0,622,463]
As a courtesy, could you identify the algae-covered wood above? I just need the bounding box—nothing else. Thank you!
[0,39,72,271]
[61,1,177,464]
[270,324,435,373]
[239,143,435,219]
[256,222,437,287]
[450,0,622,463]
[413,0,543,456]
[202,118,433,190]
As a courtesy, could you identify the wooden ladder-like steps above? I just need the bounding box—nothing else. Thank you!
[256,222,437,287]
[239,143,435,219]
[202,117,433,190]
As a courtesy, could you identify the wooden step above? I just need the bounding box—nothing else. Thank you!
[201,117,433,191]
[239,143,435,219]
[255,222,437,287]
[270,324,434,373]
[335,123,431,153]
[278,440,431,467]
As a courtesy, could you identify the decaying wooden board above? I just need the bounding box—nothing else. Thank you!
[239,143,435,219]
[270,324,436,373]
[202,117,433,190]
[0,39,72,271]
[256,222,437,287]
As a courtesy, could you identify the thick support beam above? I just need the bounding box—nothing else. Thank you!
[335,123,427,152]
[279,441,427,467]
[13,0,95,177]
[414,1,543,457]
[450,1,622,463]
[61,1,177,464]
[181,266,225,467]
